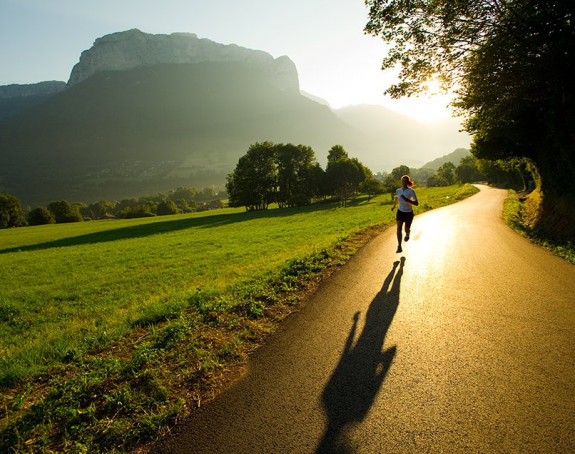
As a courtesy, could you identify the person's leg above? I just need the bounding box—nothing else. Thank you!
[396,220,403,252]
[404,213,414,241]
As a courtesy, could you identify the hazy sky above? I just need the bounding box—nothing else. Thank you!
[0,0,459,124]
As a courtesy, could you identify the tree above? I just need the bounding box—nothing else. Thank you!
[275,143,317,207]
[196,187,218,203]
[73,202,90,220]
[429,174,450,187]
[326,155,366,207]
[437,162,456,186]
[168,186,196,204]
[456,156,485,184]
[27,207,55,226]
[157,200,180,216]
[227,141,277,210]
[476,159,526,189]
[0,193,26,228]
[365,0,575,239]
[88,200,117,219]
[47,200,83,223]
[410,167,435,187]
[327,145,348,166]
[122,205,156,218]
[390,165,410,182]
[383,165,411,200]
[307,162,328,200]
[360,177,384,201]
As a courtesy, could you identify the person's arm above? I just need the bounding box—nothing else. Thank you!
[400,192,419,206]
[391,195,398,211]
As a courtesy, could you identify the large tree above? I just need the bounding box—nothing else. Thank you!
[326,147,368,207]
[366,0,575,238]
[27,207,55,226]
[226,141,278,210]
[0,193,26,228]
[47,200,83,223]
[275,143,317,207]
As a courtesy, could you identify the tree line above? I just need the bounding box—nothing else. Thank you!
[226,141,527,212]
[1,143,527,229]
[226,142,380,210]
[0,186,226,229]
[380,156,527,190]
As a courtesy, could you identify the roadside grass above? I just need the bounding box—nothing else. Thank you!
[0,184,478,453]
[503,192,575,265]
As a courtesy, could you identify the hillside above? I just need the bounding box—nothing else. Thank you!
[422,148,471,170]
[0,81,66,121]
[0,62,366,205]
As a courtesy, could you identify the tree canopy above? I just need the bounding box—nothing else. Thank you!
[0,194,26,228]
[227,142,373,210]
[226,141,278,211]
[366,0,575,238]
[365,0,574,181]
[47,200,83,223]
[27,207,55,226]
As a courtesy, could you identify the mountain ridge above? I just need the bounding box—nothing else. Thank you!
[68,29,299,93]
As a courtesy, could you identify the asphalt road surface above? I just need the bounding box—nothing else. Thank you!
[157,186,575,454]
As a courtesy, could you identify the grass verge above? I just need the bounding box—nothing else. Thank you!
[503,191,575,265]
[0,185,478,453]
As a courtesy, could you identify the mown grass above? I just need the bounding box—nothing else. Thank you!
[0,184,478,453]
[503,192,575,264]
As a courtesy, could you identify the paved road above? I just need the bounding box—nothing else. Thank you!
[157,186,575,453]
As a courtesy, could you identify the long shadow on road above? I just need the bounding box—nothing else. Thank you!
[317,257,405,454]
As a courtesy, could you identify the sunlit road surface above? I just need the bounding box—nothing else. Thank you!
[157,186,575,454]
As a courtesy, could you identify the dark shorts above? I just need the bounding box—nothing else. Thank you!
[396,209,414,227]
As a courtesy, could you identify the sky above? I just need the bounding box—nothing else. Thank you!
[0,0,461,125]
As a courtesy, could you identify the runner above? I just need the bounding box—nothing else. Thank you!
[391,175,418,253]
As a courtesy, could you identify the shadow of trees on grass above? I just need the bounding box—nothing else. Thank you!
[0,202,344,254]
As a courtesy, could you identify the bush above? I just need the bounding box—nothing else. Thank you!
[47,200,83,223]
[0,194,26,228]
[157,200,180,216]
[27,207,55,226]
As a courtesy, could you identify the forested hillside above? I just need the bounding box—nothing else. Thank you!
[0,62,363,205]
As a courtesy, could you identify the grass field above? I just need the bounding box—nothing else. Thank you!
[0,184,478,452]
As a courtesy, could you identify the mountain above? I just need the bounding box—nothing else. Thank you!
[0,81,66,120]
[0,29,470,205]
[67,29,299,93]
[0,30,370,205]
[0,63,364,205]
[421,148,471,170]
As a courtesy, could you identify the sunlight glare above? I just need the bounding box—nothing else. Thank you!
[406,213,449,275]
[384,93,455,124]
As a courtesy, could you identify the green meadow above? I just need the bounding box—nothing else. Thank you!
[0,184,478,452]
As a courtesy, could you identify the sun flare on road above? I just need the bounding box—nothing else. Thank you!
[406,213,449,272]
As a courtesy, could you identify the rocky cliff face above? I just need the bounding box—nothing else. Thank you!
[0,81,66,99]
[68,29,300,93]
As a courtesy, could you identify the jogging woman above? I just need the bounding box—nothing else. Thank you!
[391,175,418,253]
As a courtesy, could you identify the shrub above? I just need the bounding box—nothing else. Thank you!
[27,207,55,226]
